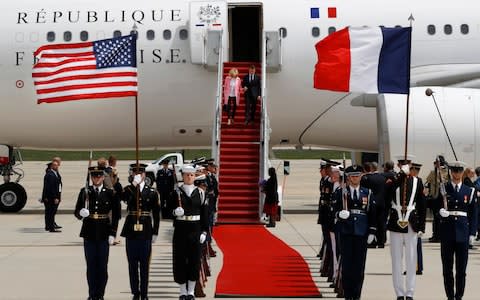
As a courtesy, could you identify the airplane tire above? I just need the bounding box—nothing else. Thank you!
[0,183,27,212]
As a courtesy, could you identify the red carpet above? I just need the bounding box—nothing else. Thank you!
[214,225,322,298]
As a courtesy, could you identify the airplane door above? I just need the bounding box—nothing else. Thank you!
[229,5,262,62]
[189,1,228,65]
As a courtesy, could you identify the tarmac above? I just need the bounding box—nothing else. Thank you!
[1,160,480,299]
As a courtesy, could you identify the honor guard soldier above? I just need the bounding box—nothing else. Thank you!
[74,166,121,300]
[205,161,219,257]
[172,165,209,300]
[156,159,175,219]
[438,161,478,300]
[334,165,376,300]
[121,163,160,300]
[387,158,426,300]
[410,163,424,275]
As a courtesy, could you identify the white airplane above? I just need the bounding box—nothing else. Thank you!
[1,0,480,211]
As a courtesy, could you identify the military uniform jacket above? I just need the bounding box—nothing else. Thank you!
[318,178,334,227]
[206,173,219,212]
[74,186,120,240]
[174,186,209,232]
[156,168,175,191]
[386,174,426,233]
[440,182,478,243]
[334,186,376,237]
[120,184,160,239]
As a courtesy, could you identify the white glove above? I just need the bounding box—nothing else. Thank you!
[133,174,142,186]
[79,208,90,218]
[339,210,350,220]
[108,236,115,245]
[152,235,158,244]
[174,207,185,217]
[469,235,475,245]
[367,234,376,244]
[401,164,410,175]
[417,231,424,238]
[200,232,207,244]
[439,208,450,218]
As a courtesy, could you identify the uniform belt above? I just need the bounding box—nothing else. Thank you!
[128,211,152,216]
[88,213,109,219]
[176,215,201,221]
[350,209,366,215]
[449,211,467,217]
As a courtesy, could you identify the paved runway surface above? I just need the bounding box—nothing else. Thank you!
[1,161,480,299]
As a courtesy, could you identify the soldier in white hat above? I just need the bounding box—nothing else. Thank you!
[172,165,209,300]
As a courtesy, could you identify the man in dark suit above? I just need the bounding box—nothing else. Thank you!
[74,166,121,300]
[242,65,261,125]
[42,159,62,232]
[121,163,160,300]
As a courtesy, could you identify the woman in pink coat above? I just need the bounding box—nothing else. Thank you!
[223,68,241,125]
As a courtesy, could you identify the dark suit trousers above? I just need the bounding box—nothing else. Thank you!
[375,205,387,245]
[227,97,236,119]
[84,239,109,298]
[126,239,152,297]
[341,234,368,299]
[245,93,257,122]
[441,240,469,299]
[173,221,201,284]
[44,200,58,230]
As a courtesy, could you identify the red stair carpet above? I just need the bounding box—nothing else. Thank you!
[214,225,322,298]
[217,62,261,224]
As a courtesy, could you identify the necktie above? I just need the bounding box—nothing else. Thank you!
[95,187,99,195]
[455,184,459,193]
[353,189,358,202]
[250,74,253,82]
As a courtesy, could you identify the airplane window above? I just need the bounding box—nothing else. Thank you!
[444,24,452,35]
[113,30,122,38]
[279,27,287,38]
[80,31,89,41]
[130,30,139,39]
[427,25,436,35]
[179,29,188,40]
[63,31,72,42]
[312,27,320,37]
[395,25,402,28]
[163,30,172,40]
[461,24,469,34]
[46,31,55,42]
[147,30,155,40]
[328,27,336,35]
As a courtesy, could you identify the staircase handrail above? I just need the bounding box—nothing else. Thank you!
[211,30,224,164]
[259,30,270,218]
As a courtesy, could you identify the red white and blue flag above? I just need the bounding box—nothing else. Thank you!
[314,26,411,94]
[33,34,137,104]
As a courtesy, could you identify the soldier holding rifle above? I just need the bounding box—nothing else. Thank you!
[74,166,120,300]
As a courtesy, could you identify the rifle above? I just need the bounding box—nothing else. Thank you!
[342,153,348,210]
[437,156,448,209]
[84,150,93,209]
[171,161,182,208]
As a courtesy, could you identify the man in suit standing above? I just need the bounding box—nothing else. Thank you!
[242,65,261,125]
[42,159,62,232]
[156,159,175,219]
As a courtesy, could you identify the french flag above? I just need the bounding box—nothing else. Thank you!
[314,26,411,94]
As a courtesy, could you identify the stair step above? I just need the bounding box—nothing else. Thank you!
[219,141,260,148]
[219,182,259,190]
[220,175,259,183]
[221,136,260,143]
[218,202,259,210]
[217,210,258,218]
[216,217,262,225]
[220,168,258,176]
[220,149,258,156]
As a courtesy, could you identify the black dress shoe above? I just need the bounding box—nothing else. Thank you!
[186,295,195,300]
[179,296,186,300]
[397,297,405,300]
[54,223,62,229]
[416,270,423,275]
[132,295,140,300]
[406,297,413,300]
[49,229,62,233]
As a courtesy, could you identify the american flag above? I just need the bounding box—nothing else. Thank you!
[33,34,137,104]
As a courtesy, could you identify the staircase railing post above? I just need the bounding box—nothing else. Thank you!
[211,30,224,167]
[259,30,269,220]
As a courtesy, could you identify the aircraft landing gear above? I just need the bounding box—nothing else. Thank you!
[0,145,27,213]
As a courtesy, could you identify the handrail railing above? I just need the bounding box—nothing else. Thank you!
[259,31,270,219]
[211,30,224,164]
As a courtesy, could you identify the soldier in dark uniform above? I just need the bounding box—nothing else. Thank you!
[156,159,175,219]
[386,158,426,300]
[410,163,424,275]
[205,161,219,257]
[121,163,160,300]
[172,165,209,300]
[361,161,388,248]
[74,166,121,300]
[438,161,478,300]
[317,160,328,258]
[334,165,376,300]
